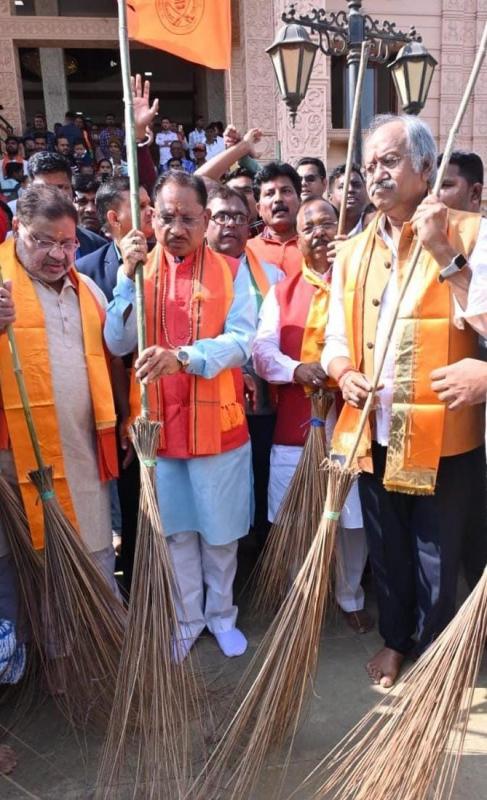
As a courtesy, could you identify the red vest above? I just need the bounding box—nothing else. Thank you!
[273,273,316,446]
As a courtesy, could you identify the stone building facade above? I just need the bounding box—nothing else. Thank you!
[1,1,487,172]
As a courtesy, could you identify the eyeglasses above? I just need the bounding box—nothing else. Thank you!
[301,221,338,235]
[210,211,249,226]
[153,210,205,228]
[301,174,320,183]
[27,231,79,254]
[364,154,404,176]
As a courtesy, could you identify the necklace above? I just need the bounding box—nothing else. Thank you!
[160,250,200,348]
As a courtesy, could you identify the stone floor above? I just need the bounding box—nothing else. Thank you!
[0,544,486,799]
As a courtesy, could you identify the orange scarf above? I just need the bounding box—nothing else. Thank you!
[299,260,331,364]
[130,244,245,455]
[0,239,118,548]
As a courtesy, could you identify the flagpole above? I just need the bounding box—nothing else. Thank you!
[117,0,149,417]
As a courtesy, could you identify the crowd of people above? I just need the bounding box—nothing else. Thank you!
[0,76,486,774]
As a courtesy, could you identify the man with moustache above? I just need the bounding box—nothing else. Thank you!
[253,197,372,632]
[104,170,256,660]
[246,162,302,277]
[323,114,487,686]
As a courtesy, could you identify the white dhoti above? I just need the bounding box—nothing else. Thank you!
[268,443,368,613]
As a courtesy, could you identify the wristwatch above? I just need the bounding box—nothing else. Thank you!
[176,348,190,370]
[438,253,468,283]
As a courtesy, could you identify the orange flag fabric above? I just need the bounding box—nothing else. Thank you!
[127,1,231,69]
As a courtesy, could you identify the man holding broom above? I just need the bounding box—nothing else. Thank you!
[0,184,120,624]
[252,196,372,632]
[104,170,257,661]
[323,114,487,687]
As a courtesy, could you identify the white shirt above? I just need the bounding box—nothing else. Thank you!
[252,285,300,384]
[155,130,178,166]
[322,216,487,446]
[206,137,225,161]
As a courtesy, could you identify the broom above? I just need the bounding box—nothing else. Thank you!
[95,4,201,796]
[0,268,126,728]
[251,390,333,615]
[295,565,487,800]
[186,43,371,800]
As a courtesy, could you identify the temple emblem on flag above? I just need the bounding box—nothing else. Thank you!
[157,0,205,35]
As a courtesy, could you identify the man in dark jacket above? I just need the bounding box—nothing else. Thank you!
[76,176,153,301]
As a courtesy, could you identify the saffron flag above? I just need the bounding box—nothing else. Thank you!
[127,0,231,70]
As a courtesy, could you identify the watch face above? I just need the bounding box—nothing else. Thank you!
[454,254,468,269]
[177,350,189,366]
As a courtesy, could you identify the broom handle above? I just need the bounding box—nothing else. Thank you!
[337,42,370,237]
[344,20,487,470]
[0,266,45,470]
[117,0,149,418]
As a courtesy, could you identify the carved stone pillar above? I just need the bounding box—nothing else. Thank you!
[0,2,25,134]
[35,0,69,129]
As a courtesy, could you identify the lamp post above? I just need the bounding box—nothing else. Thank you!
[267,1,437,164]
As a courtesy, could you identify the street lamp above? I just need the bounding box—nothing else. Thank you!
[270,1,437,162]
[389,41,438,116]
[266,24,318,128]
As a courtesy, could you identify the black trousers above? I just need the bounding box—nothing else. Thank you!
[358,443,486,656]
[247,413,276,540]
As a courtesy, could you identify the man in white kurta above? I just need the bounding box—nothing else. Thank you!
[0,185,118,640]
[253,197,372,631]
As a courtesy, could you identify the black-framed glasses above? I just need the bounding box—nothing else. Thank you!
[210,211,249,226]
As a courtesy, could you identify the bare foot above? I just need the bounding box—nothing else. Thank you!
[366,647,404,688]
[0,744,17,774]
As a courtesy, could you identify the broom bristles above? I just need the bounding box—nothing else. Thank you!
[28,465,127,729]
[251,392,333,616]
[190,459,358,800]
[295,565,487,800]
[96,417,202,799]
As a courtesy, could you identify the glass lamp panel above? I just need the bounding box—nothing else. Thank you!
[420,61,435,105]
[271,50,287,98]
[405,59,424,106]
[281,45,301,96]
[299,47,316,97]
[391,64,409,108]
